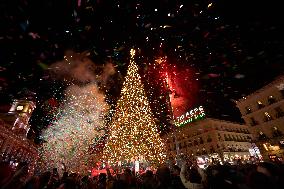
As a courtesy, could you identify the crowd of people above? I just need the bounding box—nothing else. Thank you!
[1,160,284,189]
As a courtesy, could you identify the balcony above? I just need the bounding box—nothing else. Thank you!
[243,99,284,120]
[243,130,250,134]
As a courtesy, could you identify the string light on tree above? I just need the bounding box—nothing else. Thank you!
[103,49,166,167]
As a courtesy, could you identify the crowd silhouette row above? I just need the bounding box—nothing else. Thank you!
[1,159,284,189]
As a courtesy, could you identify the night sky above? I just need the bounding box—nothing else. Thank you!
[0,0,284,138]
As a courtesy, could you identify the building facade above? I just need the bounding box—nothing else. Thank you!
[163,118,254,164]
[0,99,38,173]
[235,75,284,161]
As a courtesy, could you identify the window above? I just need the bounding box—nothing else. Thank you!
[264,112,273,122]
[247,136,252,141]
[272,127,283,137]
[259,131,268,140]
[257,101,265,109]
[238,135,244,142]
[280,89,284,98]
[199,137,204,144]
[16,105,24,111]
[268,95,276,104]
[224,134,229,141]
[236,135,241,142]
[236,136,241,142]
[228,146,233,152]
[196,149,200,155]
[228,134,233,141]
[275,107,284,118]
[207,135,212,142]
[202,148,207,155]
[218,133,222,141]
[245,107,252,114]
[250,117,258,126]
[210,146,215,153]
[188,141,192,147]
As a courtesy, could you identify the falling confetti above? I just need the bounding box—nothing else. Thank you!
[39,83,109,174]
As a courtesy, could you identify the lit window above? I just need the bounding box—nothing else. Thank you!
[257,101,265,109]
[264,112,273,121]
[16,105,24,111]
[245,107,252,114]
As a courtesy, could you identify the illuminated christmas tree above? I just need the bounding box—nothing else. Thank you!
[103,49,166,167]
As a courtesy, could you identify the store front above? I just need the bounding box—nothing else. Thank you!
[261,141,284,162]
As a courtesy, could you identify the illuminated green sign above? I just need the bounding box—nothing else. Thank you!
[174,106,206,127]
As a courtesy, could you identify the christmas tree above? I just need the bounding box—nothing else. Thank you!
[103,49,166,167]
[39,84,108,174]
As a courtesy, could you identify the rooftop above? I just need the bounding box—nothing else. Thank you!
[236,75,284,104]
